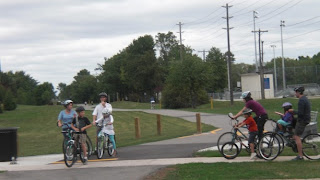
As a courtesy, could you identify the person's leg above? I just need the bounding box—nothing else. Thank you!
[292,121,307,160]
[81,135,87,158]
[109,135,116,149]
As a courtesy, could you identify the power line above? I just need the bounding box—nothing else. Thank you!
[286,16,320,27]
[256,0,304,25]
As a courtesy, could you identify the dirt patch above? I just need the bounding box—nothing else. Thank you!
[143,166,176,180]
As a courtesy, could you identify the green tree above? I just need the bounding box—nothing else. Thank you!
[34,82,55,105]
[205,47,227,92]
[68,69,98,103]
[3,89,17,111]
[162,54,209,108]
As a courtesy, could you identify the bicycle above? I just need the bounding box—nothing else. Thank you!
[258,119,320,160]
[216,113,240,152]
[96,125,116,159]
[220,113,271,159]
[61,123,93,158]
[61,130,87,167]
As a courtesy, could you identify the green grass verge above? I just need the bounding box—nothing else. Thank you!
[0,105,215,156]
[162,161,320,179]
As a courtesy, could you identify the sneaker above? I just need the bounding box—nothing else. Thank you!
[83,158,88,165]
[112,150,117,157]
[250,153,257,160]
[291,156,304,161]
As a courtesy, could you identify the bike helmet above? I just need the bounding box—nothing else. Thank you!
[75,106,85,112]
[242,108,252,115]
[99,92,108,98]
[240,91,251,99]
[63,100,73,107]
[294,87,304,94]
[282,102,292,108]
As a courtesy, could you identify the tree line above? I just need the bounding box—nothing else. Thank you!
[2,32,320,110]
[0,71,55,112]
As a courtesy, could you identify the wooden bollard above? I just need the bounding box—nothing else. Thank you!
[157,114,162,135]
[196,113,202,133]
[135,117,141,139]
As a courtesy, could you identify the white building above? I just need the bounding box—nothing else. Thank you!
[241,73,274,99]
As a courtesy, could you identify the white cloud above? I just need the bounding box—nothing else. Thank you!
[1,0,319,92]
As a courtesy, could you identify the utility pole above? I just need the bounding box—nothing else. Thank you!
[198,49,209,61]
[280,20,286,90]
[271,45,277,92]
[252,29,268,99]
[222,3,234,105]
[177,22,184,61]
[253,11,259,72]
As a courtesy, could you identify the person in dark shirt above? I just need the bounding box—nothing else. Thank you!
[291,87,311,161]
[71,106,92,164]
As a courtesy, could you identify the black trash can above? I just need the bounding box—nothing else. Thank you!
[0,127,18,162]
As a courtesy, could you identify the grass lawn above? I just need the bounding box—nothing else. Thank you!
[157,161,320,180]
[0,105,215,156]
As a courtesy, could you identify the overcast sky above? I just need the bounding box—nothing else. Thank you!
[1,0,319,91]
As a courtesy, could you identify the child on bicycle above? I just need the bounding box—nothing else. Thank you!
[274,102,293,135]
[95,107,117,157]
[71,106,92,165]
[234,108,258,160]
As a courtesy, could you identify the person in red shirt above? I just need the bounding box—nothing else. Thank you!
[234,108,258,160]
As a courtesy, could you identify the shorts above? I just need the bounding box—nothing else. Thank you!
[277,120,291,127]
[248,131,258,144]
[294,121,309,136]
[74,134,87,144]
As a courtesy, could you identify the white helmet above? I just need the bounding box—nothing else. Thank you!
[240,91,251,99]
[63,100,73,107]
[102,107,111,115]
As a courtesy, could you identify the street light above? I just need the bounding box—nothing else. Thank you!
[271,45,277,92]
[280,20,286,90]
[253,11,259,72]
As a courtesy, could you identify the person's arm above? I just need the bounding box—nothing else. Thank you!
[92,106,98,125]
[58,112,63,127]
[233,106,247,119]
[81,118,92,132]
[71,119,79,132]
[297,99,305,120]
[274,111,284,116]
[95,116,104,124]
[107,115,114,125]
[235,121,245,128]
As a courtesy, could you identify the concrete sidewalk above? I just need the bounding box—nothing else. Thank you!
[0,154,297,172]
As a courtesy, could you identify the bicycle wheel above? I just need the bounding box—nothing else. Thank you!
[107,139,115,156]
[64,141,77,167]
[217,132,241,153]
[221,142,240,159]
[86,135,93,158]
[62,138,68,154]
[97,136,104,159]
[258,133,280,161]
[302,133,320,160]
[263,132,285,154]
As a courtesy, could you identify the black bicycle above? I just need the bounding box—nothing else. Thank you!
[258,120,320,160]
